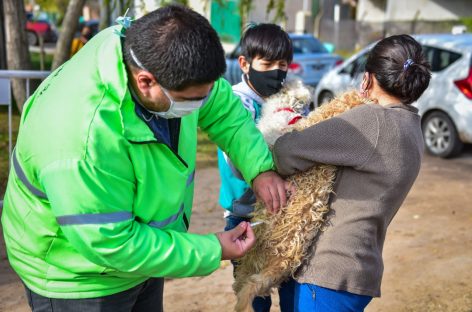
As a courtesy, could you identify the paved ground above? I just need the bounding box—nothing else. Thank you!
[1,148,472,311]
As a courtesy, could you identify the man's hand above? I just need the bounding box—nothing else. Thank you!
[252,171,287,214]
[216,222,256,260]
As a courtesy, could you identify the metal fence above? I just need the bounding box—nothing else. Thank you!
[0,70,50,208]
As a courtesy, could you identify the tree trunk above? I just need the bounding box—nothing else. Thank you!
[4,0,32,111]
[99,0,112,31]
[52,0,86,70]
[0,0,7,70]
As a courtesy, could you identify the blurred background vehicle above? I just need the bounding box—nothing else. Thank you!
[224,33,343,105]
[25,11,58,46]
[314,33,472,158]
[70,18,100,56]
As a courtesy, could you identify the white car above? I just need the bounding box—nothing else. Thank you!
[314,33,472,158]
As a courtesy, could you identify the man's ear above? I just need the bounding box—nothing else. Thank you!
[238,56,250,74]
[135,71,156,96]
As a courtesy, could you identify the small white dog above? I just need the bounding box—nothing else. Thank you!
[257,80,312,147]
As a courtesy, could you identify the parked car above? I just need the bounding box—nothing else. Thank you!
[26,12,58,46]
[224,33,343,108]
[314,33,472,158]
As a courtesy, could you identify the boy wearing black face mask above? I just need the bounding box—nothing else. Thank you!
[217,23,294,312]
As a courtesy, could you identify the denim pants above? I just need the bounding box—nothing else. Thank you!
[225,214,295,312]
[24,278,164,312]
[294,283,372,312]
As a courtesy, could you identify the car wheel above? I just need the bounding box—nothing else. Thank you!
[318,91,334,106]
[27,31,38,46]
[422,111,463,158]
[308,101,315,111]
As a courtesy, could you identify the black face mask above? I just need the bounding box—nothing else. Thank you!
[247,66,287,97]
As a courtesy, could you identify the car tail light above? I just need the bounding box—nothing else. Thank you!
[288,62,303,75]
[454,67,472,99]
[335,59,343,67]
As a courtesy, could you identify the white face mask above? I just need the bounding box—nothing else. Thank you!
[129,48,207,119]
[151,88,206,119]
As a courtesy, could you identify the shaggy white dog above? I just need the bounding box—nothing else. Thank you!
[256,80,312,147]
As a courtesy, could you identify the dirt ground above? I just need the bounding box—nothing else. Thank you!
[1,148,472,312]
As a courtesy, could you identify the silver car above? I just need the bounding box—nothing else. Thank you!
[314,33,472,158]
[225,33,343,102]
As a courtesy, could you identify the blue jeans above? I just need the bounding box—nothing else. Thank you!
[225,214,295,312]
[294,283,372,312]
[24,278,164,312]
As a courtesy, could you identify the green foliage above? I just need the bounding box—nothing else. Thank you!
[234,0,286,32]
[239,0,252,27]
[31,0,69,24]
[266,0,285,23]
[459,17,472,32]
[0,109,20,197]
[30,52,53,71]
[157,0,189,6]
[219,34,235,43]
[238,0,286,30]
[336,49,355,59]
[32,0,69,14]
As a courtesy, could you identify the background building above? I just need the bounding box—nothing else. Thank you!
[133,0,472,52]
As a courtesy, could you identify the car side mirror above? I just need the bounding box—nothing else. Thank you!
[323,42,335,53]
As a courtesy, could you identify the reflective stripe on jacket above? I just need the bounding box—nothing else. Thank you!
[1,26,274,298]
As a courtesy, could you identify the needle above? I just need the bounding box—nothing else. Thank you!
[250,221,264,227]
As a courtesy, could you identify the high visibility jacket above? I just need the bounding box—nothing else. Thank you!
[1,26,274,299]
[218,77,263,216]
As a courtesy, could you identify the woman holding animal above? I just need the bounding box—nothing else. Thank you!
[271,34,432,311]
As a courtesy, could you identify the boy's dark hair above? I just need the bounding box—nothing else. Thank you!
[123,5,226,91]
[240,23,293,64]
[365,34,431,104]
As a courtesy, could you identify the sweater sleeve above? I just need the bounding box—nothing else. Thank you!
[273,105,380,176]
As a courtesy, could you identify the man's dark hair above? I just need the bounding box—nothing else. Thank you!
[240,23,293,64]
[365,34,431,104]
[123,5,226,91]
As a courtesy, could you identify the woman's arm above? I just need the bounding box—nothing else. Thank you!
[273,105,380,176]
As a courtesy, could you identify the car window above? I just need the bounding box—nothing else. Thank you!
[422,45,462,72]
[292,37,327,54]
[341,52,368,77]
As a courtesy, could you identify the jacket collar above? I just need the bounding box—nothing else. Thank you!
[97,25,156,143]
[385,103,419,114]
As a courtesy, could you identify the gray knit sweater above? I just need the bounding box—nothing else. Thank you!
[273,103,424,297]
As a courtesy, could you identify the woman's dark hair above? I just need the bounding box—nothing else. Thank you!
[123,5,226,91]
[240,23,293,64]
[365,34,431,104]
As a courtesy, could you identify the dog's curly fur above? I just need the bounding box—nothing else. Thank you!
[233,84,369,312]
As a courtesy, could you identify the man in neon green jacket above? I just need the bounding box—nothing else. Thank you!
[1,5,287,311]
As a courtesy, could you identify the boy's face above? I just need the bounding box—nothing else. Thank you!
[238,55,289,97]
[238,55,289,74]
